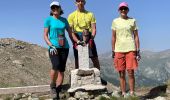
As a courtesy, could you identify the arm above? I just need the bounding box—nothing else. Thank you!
[112,29,116,58]
[44,28,52,46]
[134,30,140,51]
[112,30,116,52]
[66,26,74,44]
[134,30,141,60]
[91,23,96,39]
[69,26,80,43]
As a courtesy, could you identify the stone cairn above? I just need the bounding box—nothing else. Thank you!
[68,45,107,100]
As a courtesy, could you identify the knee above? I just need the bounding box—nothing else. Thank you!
[127,70,134,78]
[58,72,64,76]
[119,71,125,78]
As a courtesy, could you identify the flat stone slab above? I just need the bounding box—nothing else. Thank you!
[68,84,106,93]
[0,85,50,94]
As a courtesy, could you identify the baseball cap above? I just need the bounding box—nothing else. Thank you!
[118,2,128,9]
[50,1,60,7]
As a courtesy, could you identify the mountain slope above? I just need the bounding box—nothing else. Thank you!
[0,38,73,88]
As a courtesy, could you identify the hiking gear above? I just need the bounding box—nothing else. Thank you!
[50,83,57,99]
[58,33,65,47]
[56,85,62,92]
[136,50,141,61]
[122,92,130,98]
[55,85,62,100]
[101,78,107,85]
[50,1,60,7]
[82,29,90,43]
[80,41,86,46]
[112,51,115,58]
[77,40,86,46]
[49,48,69,72]
[77,40,81,45]
[119,2,128,10]
[49,45,58,55]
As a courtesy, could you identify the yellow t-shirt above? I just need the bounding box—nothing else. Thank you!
[111,17,138,52]
[68,10,96,32]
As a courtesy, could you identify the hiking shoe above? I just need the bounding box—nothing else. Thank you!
[56,85,62,92]
[50,87,57,99]
[129,92,137,97]
[122,92,130,98]
[101,78,107,85]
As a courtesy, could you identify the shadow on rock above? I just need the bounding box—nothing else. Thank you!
[140,84,167,99]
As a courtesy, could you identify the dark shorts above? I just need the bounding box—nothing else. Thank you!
[49,48,69,72]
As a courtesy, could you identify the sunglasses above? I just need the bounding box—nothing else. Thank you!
[76,0,85,3]
[119,7,128,11]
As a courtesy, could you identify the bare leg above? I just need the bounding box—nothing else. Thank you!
[127,69,135,94]
[119,70,126,94]
[56,71,64,86]
[50,69,58,85]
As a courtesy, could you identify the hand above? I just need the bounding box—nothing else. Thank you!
[136,50,141,61]
[91,35,95,40]
[81,41,86,46]
[76,40,81,45]
[49,45,58,55]
[77,40,86,46]
[73,43,78,49]
[112,51,115,58]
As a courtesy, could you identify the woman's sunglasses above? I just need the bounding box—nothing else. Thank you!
[119,7,128,11]
[76,0,85,3]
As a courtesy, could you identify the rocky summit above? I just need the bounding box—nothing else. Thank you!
[0,38,170,100]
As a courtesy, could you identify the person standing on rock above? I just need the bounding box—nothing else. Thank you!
[111,2,141,97]
[68,0,107,85]
[44,1,73,99]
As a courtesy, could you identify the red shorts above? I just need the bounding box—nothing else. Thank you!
[114,51,138,72]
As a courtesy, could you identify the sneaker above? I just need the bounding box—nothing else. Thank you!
[122,92,130,98]
[129,91,137,97]
[56,85,62,92]
[101,78,107,85]
[55,85,63,99]
[50,87,57,99]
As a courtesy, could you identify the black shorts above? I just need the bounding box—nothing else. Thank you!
[49,48,69,72]
[73,40,98,59]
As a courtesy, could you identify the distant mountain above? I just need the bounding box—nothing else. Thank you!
[1,38,170,88]
[99,50,170,87]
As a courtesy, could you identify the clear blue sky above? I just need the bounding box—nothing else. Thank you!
[0,0,170,53]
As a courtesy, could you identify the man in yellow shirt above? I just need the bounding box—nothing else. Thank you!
[68,0,107,85]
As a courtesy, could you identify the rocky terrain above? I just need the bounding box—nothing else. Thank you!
[1,38,170,100]
[0,38,73,88]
